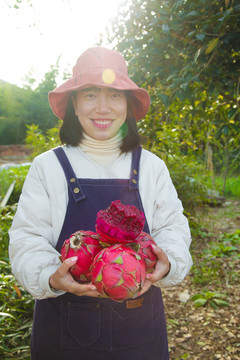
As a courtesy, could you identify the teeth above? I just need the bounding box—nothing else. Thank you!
[94,120,112,125]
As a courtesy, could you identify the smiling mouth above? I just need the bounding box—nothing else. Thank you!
[91,119,113,128]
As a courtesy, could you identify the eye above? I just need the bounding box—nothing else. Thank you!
[85,93,96,98]
[82,91,97,100]
[80,87,98,99]
[111,91,122,98]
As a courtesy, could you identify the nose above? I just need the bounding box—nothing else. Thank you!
[95,91,110,114]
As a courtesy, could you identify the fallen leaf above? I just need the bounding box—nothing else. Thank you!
[176,337,187,343]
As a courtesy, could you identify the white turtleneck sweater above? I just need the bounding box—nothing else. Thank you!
[79,133,122,167]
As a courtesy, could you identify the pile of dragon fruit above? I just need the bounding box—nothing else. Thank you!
[61,200,157,302]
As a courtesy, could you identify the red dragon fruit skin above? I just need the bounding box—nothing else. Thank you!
[96,200,145,245]
[96,227,136,245]
[91,244,146,302]
[136,232,157,273]
[61,230,102,282]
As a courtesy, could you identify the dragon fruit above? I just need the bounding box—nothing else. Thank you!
[61,230,102,282]
[91,244,146,302]
[96,200,145,245]
[136,232,157,272]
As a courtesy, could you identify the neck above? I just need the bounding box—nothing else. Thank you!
[79,132,123,166]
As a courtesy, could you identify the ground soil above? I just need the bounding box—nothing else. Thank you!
[162,199,240,360]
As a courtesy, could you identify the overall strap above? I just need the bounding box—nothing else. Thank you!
[129,146,142,190]
[53,147,86,202]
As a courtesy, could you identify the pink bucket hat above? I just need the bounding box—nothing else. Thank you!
[48,47,150,121]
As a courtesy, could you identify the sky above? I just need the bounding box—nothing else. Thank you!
[0,0,123,87]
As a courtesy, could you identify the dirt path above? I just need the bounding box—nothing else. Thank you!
[162,199,240,360]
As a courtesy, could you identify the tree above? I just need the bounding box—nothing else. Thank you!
[23,63,60,132]
[0,81,27,144]
[0,63,60,144]
[100,0,240,186]
[107,0,240,103]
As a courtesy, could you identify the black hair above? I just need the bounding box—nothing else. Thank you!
[59,92,141,153]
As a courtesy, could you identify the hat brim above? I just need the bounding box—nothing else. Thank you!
[48,72,150,121]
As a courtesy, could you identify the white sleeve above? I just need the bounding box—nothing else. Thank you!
[8,157,65,299]
[151,161,193,288]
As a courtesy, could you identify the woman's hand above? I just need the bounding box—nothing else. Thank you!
[49,256,100,297]
[138,245,170,296]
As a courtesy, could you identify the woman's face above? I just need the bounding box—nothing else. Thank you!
[72,87,127,141]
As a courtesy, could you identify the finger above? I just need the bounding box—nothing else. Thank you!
[137,279,152,296]
[74,289,100,297]
[146,264,169,282]
[146,271,162,282]
[58,256,78,275]
[151,245,167,261]
[70,281,97,295]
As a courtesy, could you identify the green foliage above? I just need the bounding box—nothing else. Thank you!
[0,81,28,144]
[221,229,240,245]
[0,166,30,204]
[190,291,229,308]
[22,64,60,133]
[209,176,240,197]
[25,123,60,160]
[191,230,240,286]
[9,0,32,11]
[147,130,210,212]
[0,205,17,258]
[101,0,240,192]
[180,354,190,360]
[203,231,240,259]
[0,203,33,359]
[0,260,33,360]
[0,62,60,145]
[187,214,206,240]
[107,0,240,102]
[191,217,239,300]
[203,242,238,258]
[166,156,209,212]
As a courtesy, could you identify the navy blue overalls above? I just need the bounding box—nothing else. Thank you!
[31,146,169,360]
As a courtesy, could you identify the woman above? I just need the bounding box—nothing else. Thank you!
[9,47,192,360]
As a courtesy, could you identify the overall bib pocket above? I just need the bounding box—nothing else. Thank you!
[111,291,155,350]
[60,298,101,349]
[60,290,156,351]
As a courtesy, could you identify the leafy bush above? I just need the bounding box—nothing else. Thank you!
[221,229,240,245]
[203,231,240,260]
[190,291,229,309]
[217,176,240,197]
[25,123,60,160]
[0,205,17,258]
[191,230,240,286]
[0,260,33,360]
[166,156,210,213]
[204,175,240,198]
[0,166,30,204]
[0,205,33,359]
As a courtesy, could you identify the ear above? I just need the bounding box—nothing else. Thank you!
[72,95,78,116]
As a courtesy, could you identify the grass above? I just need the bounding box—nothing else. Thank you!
[0,166,30,204]
[206,175,240,198]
